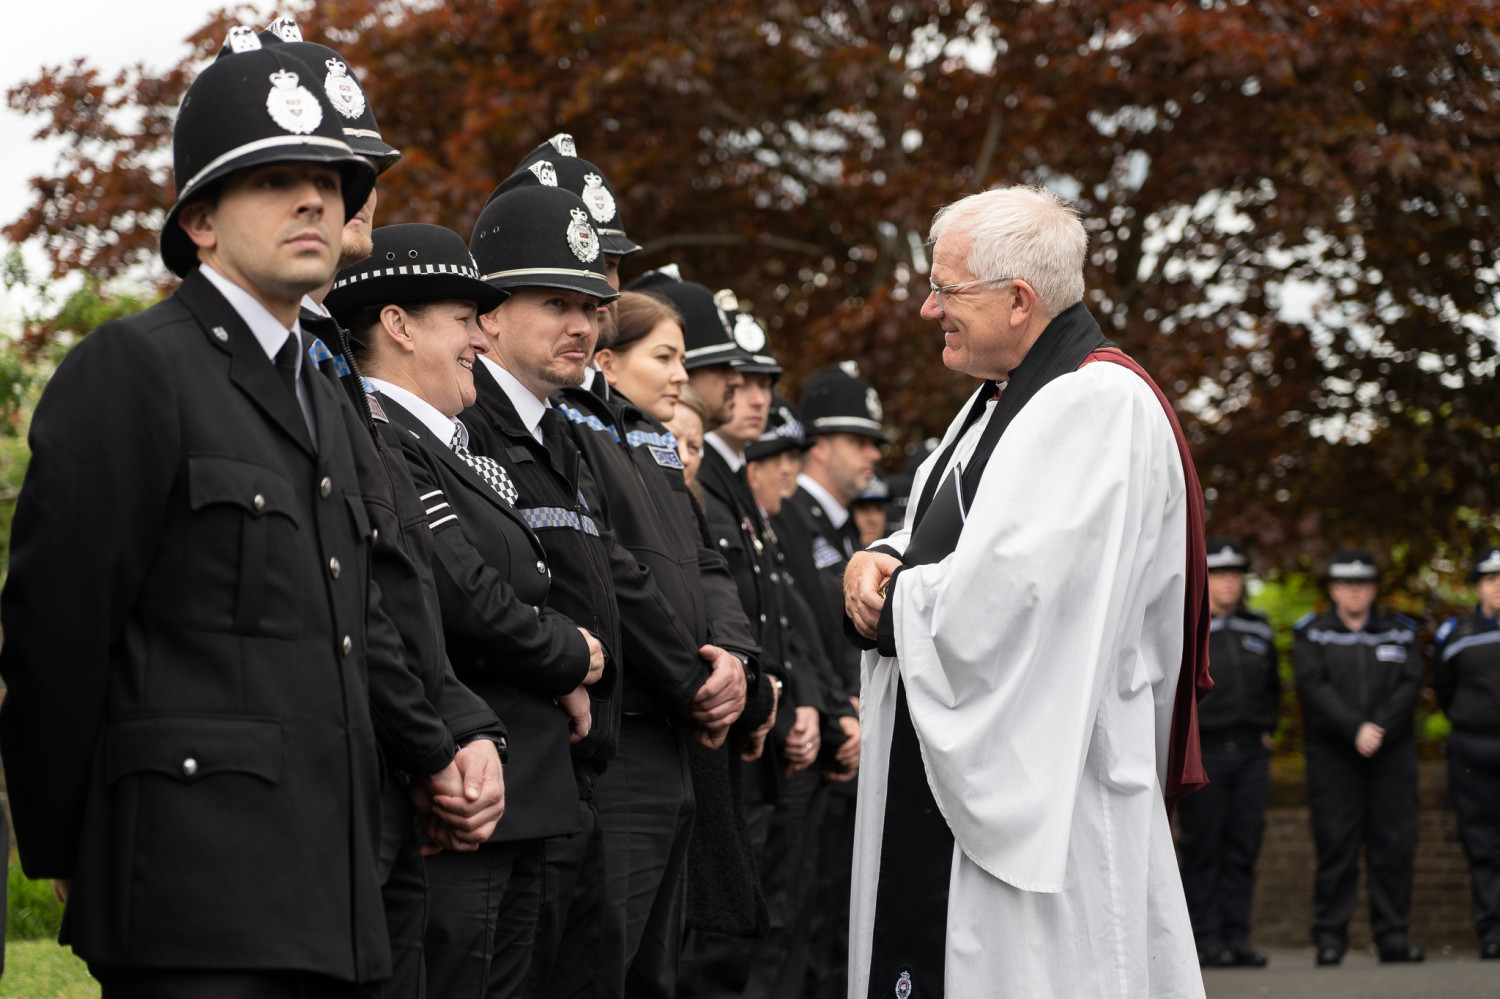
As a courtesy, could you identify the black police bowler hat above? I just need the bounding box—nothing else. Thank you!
[1205,539,1250,572]
[745,395,808,463]
[1470,544,1500,583]
[627,266,739,371]
[469,186,619,303]
[163,40,375,278]
[1325,548,1380,583]
[495,133,641,257]
[323,224,508,325]
[236,18,402,173]
[799,363,889,443]
[723,305,783,381]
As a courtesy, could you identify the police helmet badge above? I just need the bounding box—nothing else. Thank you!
[733,313,767,352]
[266,69,322,134]
[322,59,366,119]
[581,173,616,223]
[656,263,683,282]
[548,132,577,157]
[895,971,913,999]
[528,160,559,186]
[839,359,861,378]
[266,15,303,42]
[866,386,883,422]
[566,207,600,263]
[226,25,262,54]
[713,288,739,311]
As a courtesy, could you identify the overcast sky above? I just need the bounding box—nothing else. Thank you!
[1,1,254,321]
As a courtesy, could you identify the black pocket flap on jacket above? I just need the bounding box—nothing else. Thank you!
[105,714,283,786]
[188,453,301,527]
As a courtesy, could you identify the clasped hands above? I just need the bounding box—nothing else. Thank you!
[410,737,506,856]
[845,550,902,640]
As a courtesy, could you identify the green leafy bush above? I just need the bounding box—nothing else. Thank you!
[7,855,64,941]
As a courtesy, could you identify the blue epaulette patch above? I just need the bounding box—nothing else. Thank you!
[1435,618,1457,644]
[812,536,842,570]
[1294,611,1317,631]
[648,445,684,469]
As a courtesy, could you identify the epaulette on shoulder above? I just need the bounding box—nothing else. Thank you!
[1435,617,1458,644]
[1391,612,1419,630]
[1293,611,1317,631]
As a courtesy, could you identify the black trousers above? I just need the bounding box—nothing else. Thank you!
[1175,735,1270,950]
[594,717,695,999]
[92,967,367,999]
[525,787,604,999]
[374,772,427,999]
[808,784,855,999]
[677,795,777,997]
[1448,729,1500,945]
[1305,735,1418,949]
[424,838,542,999]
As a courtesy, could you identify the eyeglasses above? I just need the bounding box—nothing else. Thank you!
[927,276,1017,313]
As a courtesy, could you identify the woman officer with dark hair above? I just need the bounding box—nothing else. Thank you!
[327,223,606,999]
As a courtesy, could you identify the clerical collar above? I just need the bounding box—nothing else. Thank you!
[797,473,849,529]
[200,264,303,374]
[366,377,459,448]
[479,354,548,445]
[705,431,744,472]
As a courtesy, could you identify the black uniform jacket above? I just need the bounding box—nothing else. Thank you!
[1294,608,1421,744]
[304,309,502,754]
[553,385,712,715]
[0,271,396,980]
[607,394,759,669]
[1200,610,1281,737]
[1435,608,1500,733]
[378,392,591,842]
[465,362,622,772]
[777,487,861,696]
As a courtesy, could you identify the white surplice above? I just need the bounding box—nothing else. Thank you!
[850,362,1205,999]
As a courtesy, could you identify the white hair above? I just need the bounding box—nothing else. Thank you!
[928,185,1088,317]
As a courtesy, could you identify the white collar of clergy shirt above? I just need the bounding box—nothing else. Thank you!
[200,264,303,375]
[364,377,462,449]
[797,473,849,529]
[478,354,549,445]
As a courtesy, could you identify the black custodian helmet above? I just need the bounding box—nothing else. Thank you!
[469,186,619,303]
[164,35,375,277]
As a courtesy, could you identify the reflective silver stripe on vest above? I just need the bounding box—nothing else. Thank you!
[1442,629,1500,663]
[1305,627,1414,646]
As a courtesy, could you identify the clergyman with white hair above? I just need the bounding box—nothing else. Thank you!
[843,185,1214,998]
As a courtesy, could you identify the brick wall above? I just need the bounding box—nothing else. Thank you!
[1220,760,1480,949]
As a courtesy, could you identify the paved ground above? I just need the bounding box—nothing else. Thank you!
[1202,947,1499,999]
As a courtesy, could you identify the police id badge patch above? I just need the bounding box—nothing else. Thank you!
[812,536,842,570]
[323,59,367,119]
[566,208,600,263]
[895,970,913,999]
[266,69,322,134]
[1376,644,1408,662]
[648,445,684,470]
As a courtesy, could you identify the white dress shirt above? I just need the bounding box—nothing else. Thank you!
[201,264,316,446]
[478,355,548,445]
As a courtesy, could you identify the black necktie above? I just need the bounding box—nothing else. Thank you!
[274,332,301,397]
[539,407,568,470]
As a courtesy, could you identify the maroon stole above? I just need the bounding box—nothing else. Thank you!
[1080,348,1213,816]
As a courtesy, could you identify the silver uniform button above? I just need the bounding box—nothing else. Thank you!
[718,538,729,548]
[536,560,547,574]
[752,564,761,575]
[320,476,333,498]
[252,493,266,512]
[759,613,767,623]
[328,556,341,578]
[342,635,353,655]
[182,757,199,777]
[370,528,379,542]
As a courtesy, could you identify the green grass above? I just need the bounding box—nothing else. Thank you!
[0,940,98,999]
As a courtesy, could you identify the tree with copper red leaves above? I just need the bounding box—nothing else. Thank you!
[8,0,1499,589]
